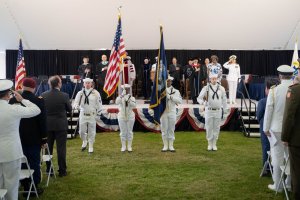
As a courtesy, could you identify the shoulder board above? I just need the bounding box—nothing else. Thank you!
[38,96,43,99]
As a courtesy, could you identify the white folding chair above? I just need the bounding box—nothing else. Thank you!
[19,156,39,200]
[0,189,7,200]
[276,155,290,200]
[41,145,56,186]
[260,151,273,177]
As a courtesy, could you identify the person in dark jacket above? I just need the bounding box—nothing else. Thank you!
[78,55,93,79]
[9,77,47,196]
[282,82,300,199]
[41,75,72,177]
[169,57,182,91]
[256,78,278,176]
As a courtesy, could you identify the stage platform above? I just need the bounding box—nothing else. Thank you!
[73,99,257,133]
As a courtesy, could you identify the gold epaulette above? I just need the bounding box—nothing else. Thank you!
[38,96,43,99]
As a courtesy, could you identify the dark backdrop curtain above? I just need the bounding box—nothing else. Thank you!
[6,49,293,79]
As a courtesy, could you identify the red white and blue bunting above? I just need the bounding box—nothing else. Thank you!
[96,107,235,133]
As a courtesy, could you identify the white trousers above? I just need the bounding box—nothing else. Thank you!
[118,118,135,141]
[160,112,176,141]
[0,159,21,200]
[228,80,238,103]
[205,109,222,141]
[79,118,96,143]
[270,131,290,188]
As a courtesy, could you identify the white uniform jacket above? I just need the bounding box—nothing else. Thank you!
[263,79,293,133]
[164,86,182,114]
[197,83,227,109]
[74,88,102,117]
[116,94,136,120]
[223,62,241,82]
[0,99,40,163]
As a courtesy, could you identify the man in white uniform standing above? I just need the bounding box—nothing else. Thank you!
[0,79,40,200]
[263,65,293,192]
[116,84,136,152]
[74,78,102,154]
[197,73,228,151]
[223,55,241,104]
[160,75,182,152]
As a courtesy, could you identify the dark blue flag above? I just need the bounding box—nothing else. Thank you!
[149,26,168,124]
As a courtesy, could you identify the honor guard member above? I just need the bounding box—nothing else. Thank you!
[263,65,293,192]
[207,55,222,83]
[282,81,300,199]
[0,79,40,200]
[223,55,241,104]
[74,78,102,154]
[116,84,136,152]
[197,73,228,151]
[160,75,182,152]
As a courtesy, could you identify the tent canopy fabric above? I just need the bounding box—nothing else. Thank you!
[1,0,300,51]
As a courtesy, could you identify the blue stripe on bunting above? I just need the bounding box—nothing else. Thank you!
[193,108,205,123]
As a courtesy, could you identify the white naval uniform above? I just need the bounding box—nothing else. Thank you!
[263,79,293,190]
[74,88,102,146]
[0,99,40,200]
[116,94,136,142]
[197,83,227,145]
[223,62,241,104]
[160,86,182,141]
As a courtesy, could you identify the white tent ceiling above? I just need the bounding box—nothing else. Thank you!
[0,0,300,51]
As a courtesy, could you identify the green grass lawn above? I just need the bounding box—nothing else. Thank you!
[31,131,285,200]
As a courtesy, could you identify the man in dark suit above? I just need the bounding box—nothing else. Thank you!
[282,83,300,199]
[41,75,72,177]
[9,78,47,196]
[256,78,278,176]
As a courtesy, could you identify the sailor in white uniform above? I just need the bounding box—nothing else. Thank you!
[197,73,228,151]
[0,80,40,200]
[116,84,136,152]
[160,75,182,152]
[223,55,241,104]
[263,65,293,192]
[74,78,102,154]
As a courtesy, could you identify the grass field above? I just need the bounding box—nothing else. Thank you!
[27,131,286,200]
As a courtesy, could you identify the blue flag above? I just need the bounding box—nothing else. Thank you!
[149,26,168,124]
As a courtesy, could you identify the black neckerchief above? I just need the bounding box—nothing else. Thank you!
[209,84,219,100]
[125,95,131,107]
[83,89,93,105]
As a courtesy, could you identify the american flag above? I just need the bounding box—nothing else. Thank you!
[15,39,26,90]
[104,15,126,97]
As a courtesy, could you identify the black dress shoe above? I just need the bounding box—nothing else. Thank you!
[58,171,67,177]
[81,147,87,151]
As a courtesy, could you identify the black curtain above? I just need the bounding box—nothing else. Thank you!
[6,49,293,79]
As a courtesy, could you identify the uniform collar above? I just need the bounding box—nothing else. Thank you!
[0,99,8,104]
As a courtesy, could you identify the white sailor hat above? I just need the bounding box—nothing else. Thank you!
[83,78,94,83]
[229,55,237,60]
[121,84,131,89]
[209,73,218,78]
[277,65,294,74]
[167,75,174,81]
[0,79,13,94]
